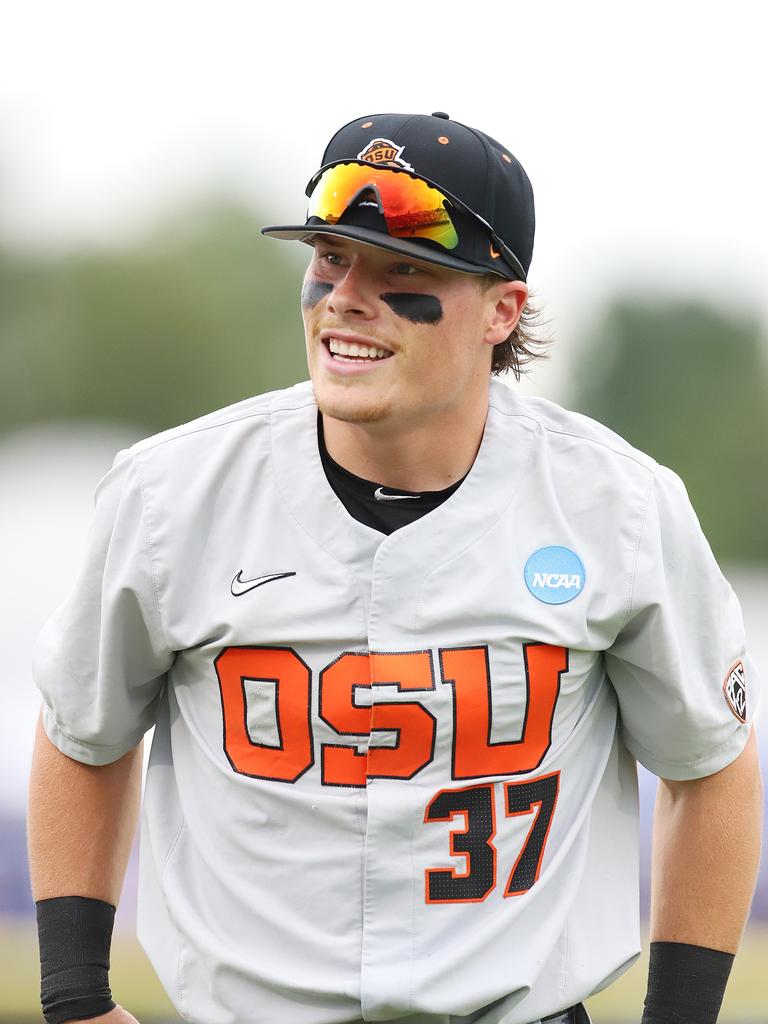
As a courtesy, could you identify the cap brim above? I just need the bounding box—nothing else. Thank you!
[260,223,490,276]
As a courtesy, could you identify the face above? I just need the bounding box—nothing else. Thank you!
[301,235,526,430]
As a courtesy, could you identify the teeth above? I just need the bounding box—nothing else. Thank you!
[328,338,390,359]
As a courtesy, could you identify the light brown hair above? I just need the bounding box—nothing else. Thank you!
[480,276,552,379]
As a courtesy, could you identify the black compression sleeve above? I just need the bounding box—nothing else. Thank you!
[36,896,117,1024]
[641,940,735,1024]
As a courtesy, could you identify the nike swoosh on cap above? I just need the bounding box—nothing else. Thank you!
[374,486,421,501]
[231,570,296,597]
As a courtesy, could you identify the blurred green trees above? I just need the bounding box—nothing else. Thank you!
[0,201,308,436]
[3,204,767,563]
[568,299,768,563]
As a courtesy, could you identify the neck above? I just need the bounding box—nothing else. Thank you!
[321,397,490,492]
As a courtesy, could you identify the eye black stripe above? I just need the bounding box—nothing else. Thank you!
[381,293,443,324]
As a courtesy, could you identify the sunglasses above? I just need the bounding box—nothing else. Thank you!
[307,162,458,249]
[306,162,526,280]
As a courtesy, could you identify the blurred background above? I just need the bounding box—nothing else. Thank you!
[1,1,766,1021]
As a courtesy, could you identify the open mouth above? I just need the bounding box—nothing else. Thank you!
[324,338,394,363]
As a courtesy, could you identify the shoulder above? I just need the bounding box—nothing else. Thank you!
[487,379,673,531]
[98,381,315,505]
[489,378,660,478]
[125,380,315,461]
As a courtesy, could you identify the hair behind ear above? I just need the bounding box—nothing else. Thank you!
[480,275,552,378]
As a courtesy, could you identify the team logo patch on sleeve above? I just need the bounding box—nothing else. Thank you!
[723,660,747,722]
[524,547,586,605]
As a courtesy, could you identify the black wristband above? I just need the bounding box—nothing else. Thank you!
[36,896,117,1024]
[641,940,735,1024]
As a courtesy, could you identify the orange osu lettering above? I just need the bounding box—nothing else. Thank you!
[442,643,567,779]
[215,646,313,782]
[319,650,436,786]
[216,643,565,785]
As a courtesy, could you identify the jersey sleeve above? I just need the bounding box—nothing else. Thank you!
[32,449,173,765]
[605,464,760,780]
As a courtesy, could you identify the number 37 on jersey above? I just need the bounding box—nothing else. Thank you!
[214,642,569,905]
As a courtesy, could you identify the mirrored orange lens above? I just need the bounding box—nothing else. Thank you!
[307,163,459,250]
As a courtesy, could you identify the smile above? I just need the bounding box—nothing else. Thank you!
[327,338,393,362]
[319,330,395,370]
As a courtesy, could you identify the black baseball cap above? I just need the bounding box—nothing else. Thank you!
[261,112,535,281]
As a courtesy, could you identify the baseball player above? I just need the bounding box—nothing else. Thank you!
[29,112,762,1024]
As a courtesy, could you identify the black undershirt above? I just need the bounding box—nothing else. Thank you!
[318,415,466,535]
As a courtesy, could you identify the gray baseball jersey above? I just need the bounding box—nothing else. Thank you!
[33,377,758,1024]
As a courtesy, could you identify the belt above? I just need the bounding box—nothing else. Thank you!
[540,1004,591,1024]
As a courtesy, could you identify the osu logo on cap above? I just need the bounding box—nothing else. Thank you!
[357,138,415,172]
[524,546,586,605]
[723,660,747,722]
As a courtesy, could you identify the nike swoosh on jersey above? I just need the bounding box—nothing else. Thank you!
[231,570,297,597]
[374,486,421,502]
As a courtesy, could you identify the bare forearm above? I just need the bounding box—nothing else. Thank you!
[650,729,763,953]
[28,710,143,905]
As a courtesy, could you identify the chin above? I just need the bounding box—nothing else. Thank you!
[312,383,393,425]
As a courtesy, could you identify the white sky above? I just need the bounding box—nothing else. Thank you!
[1,0,767,399]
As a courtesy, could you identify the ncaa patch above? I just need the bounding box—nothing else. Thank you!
[524,546,586,605]
[723,660,747,723]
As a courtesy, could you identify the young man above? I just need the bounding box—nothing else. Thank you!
[29,112,762,1024]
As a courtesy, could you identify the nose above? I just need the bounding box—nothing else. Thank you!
[326,263,377,319]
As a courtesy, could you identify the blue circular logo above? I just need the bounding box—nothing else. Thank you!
[524,546,586,605]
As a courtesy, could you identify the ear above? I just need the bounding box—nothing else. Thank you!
[482,280,529,346]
